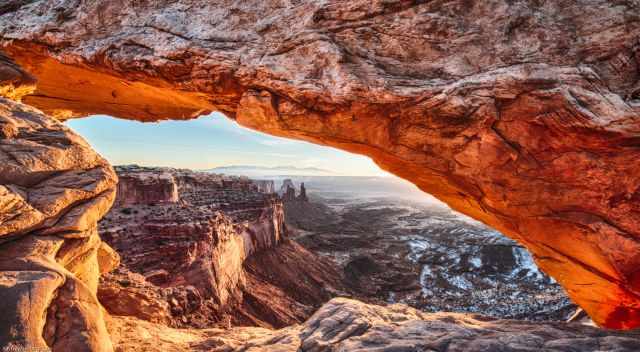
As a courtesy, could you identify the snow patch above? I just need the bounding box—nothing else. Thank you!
[469,257,482,269]
[511,247,545,280]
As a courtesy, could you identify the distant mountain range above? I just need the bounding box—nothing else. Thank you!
[205,165,338,177]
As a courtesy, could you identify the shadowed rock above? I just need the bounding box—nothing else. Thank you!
[0,51,35,101]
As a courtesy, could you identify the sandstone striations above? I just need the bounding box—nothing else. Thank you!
[0,52,35,101]
[1,1,640,328]
[0,97,117,351]
[115,169,179,207]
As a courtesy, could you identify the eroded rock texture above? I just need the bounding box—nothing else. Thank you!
[98,166,345,329]
[1,0,640,330]
[109,298,640,352]
[115,170,179,207]
[0,97,117,351]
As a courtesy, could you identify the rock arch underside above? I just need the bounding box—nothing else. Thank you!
[2,0,640,350]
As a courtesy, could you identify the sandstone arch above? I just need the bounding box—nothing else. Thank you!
[1,0,640,342]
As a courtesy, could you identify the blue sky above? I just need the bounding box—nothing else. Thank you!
[66,112,388,176]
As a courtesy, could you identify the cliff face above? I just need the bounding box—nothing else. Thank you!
[100,167,272,322]
[98,166,341,329]
[100,207,249,322]
[1,1,639,329]
[115,170,179,207]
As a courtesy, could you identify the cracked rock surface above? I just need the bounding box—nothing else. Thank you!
[109,297,640,352]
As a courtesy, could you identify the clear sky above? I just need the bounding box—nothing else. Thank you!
[66,112,388,176]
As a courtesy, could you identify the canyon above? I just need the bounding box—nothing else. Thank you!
[1,0,640,351]
[281,177,575,321]
[98,165,344,329]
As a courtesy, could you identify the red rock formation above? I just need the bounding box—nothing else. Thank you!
[100,208,248,322]
[240,239,345,328]
[0,52,35,101]
[98,267,173,325]
[0,97,117,351]
[99,172,271,325]
[97,166,344,330]
[1,0,640,333]
[115,167,179,206]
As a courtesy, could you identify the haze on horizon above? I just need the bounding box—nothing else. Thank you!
[67,112,390,177]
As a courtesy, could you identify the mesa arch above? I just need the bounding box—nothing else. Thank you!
[1,0,640,339]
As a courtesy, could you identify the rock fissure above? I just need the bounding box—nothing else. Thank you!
[35,189,114,237]
[42,280,62,348]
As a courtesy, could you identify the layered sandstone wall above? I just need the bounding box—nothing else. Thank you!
[236,199,286,257]
[115,171,179,207]
[99,210,249,326]
[0,96,116,351]
[97,166,305,328]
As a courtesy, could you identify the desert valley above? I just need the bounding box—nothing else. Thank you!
[88,165,639,350]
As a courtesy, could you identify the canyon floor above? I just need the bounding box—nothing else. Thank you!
[283,176,575,321]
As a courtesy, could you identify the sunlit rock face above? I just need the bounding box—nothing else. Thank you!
[115,169,179,207]
[2,0,640,329]
[0,52,35,101]
[0,97,116,351]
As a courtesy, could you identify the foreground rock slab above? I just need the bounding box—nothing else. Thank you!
[109,298,640,352]
[1,1,640,328]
